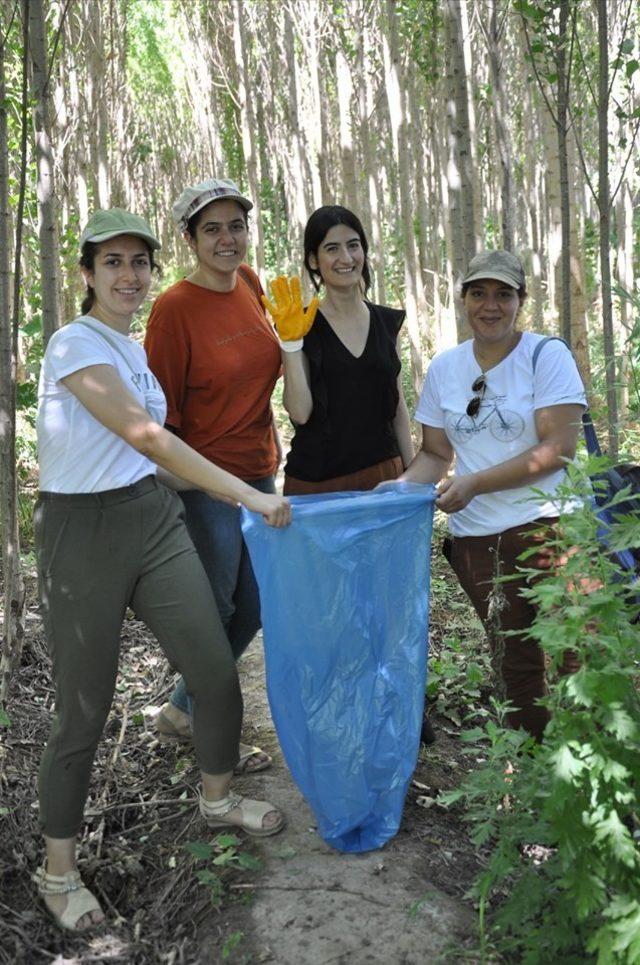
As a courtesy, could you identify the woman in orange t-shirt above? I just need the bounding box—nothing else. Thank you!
[145,178,281,774]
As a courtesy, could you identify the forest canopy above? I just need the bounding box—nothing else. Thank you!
[1,0,639,426]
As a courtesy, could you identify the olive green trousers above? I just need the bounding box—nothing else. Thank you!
[35,476,242,838]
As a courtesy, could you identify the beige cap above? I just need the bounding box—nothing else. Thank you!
[172,178,253,232]
[462,250,525,289]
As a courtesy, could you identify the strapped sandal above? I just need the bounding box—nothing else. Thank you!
[199,790,285,838]
[234,743,273,775]
[33,866,103,932]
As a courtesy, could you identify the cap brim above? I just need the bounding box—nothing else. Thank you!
[176,192,253,229]
[83,229,161,250]
[462,270,521,288]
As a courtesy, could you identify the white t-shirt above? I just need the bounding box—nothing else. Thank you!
[37,316,167,493]
[415,332,587,536]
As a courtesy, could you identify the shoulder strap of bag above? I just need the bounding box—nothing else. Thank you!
[531,335,601,457]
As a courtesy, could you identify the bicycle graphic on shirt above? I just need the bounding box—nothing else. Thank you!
[446,398,525,444]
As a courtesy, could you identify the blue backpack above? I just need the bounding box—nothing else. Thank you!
[532,337,640,579]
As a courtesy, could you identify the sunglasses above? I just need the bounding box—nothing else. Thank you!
[466,375,487,417]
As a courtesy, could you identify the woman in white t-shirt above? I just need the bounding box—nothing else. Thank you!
[401,250,586,741]
[34,209,291,933]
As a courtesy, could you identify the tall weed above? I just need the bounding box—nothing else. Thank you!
[442,464,640,963]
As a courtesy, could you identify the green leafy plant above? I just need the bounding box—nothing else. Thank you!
[183,834,262,908]
[221,930,244,960]
[441,463,640,963]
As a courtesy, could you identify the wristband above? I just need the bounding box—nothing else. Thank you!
[280,338,304,353]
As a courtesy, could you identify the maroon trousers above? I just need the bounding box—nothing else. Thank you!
[445,518,579,742]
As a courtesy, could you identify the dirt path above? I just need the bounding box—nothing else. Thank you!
[1,554,484,964]
[199,639,476,965]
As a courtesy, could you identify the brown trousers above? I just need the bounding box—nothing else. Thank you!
[445,518,579,741]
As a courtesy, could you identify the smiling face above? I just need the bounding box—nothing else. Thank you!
[463,278,523,347]
[186,198,248,282]
[308,223,365,292]
[81,235,152,329]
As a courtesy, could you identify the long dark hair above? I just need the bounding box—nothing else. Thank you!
[303,205,371,293]
[79,239,161,315]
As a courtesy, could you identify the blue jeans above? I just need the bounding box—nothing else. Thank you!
[170,476,276,715]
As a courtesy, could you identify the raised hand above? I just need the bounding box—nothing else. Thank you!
[261,276,319,352]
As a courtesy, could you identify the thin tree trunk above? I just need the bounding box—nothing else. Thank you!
[233,0,265,277]
[487,0,514,250]
[0,11,27,708]
[88,0,109,207]
[459,0,481,248]
[597,0,618,457]
[542,104,561,326]
[383,0,423,391]
[26,0,61,345]
[363,19,385,303]
[281,4,309,260]
[443,0,476,340]
[556,0,571,345]
[336,46,358,213]
[303,0,325,208]
[567,135,591,385]
[615,180,634,416]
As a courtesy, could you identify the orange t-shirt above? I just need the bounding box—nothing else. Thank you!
[144,268,281,480]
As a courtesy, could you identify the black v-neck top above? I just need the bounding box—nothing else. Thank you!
[284,302,405,481]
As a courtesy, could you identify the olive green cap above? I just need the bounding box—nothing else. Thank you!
[79,208,161,250]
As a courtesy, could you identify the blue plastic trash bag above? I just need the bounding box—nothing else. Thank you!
[241,483,436,853]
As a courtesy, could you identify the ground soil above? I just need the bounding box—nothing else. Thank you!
[0,534,490,965]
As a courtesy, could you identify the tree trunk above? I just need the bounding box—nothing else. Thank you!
[597,0,618,457]
[443,0,476,340]
[0,11,27,709]
[281,4,309,261]
[615,180,634,417]
[336,46,359,213]
[303,0,326,208]
[362,18,385,303]
[87,0,109,207]
[556,0,571,345]
[487,0,514,250]
[233,0,265,278]
[542,104,561,327]
[567,136,591,385]
[383,0,423,391]
[26,0,61,345]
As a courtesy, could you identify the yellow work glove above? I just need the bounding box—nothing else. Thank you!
[261,276,319,352]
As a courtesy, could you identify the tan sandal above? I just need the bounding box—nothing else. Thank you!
[234,743,272,775]
[157,709,272,776]
[33,866,104,932]
[199,790,285,837]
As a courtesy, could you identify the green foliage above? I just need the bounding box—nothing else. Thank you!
[440,464,640,962]
[125,0,176,99]
[427,635,489,728]
[221,931,245,960]
[183,833,262,909]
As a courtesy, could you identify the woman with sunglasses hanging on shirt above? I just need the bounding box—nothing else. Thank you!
[399,250,586,742]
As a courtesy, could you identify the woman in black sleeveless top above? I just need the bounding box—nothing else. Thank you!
[282,206,414,495]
